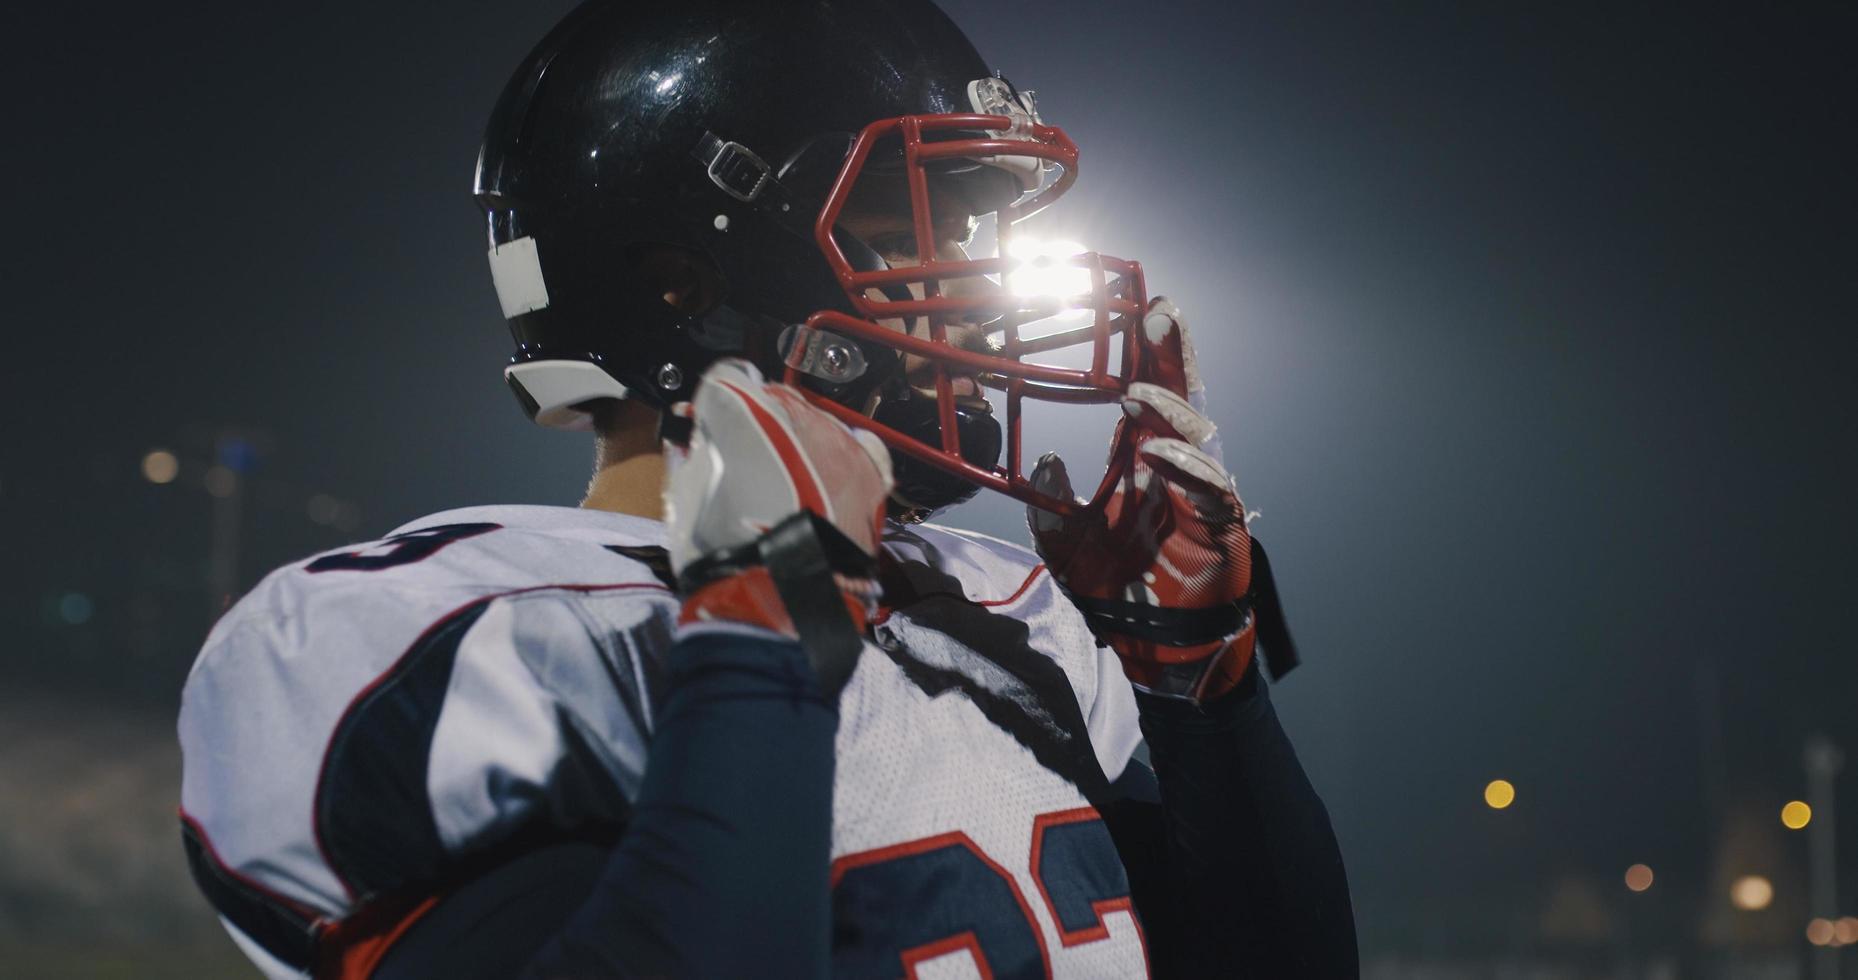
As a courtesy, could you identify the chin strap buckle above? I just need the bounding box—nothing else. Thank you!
[695,132,772,203]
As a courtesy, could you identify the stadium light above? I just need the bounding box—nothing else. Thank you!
[1005,236,1092,299]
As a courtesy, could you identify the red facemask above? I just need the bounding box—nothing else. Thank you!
[786,110,1153,519]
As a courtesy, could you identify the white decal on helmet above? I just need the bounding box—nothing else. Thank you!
[488,236,551,318]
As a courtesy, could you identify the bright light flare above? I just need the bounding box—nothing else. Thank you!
[1730,875,1773,911]
[1781,800,1812,830]
[1483,779,1516,810]
[1807,918,1836,946]
[1005,236,1091,299]
[1624,864,1654,892]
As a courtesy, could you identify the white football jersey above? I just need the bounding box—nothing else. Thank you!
[180,504,1145,979]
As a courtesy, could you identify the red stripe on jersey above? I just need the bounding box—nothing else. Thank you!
[832,831,1054,980]
[318,891,445,979]
[178,808,327,925]
[1028,807,1147,954]
[903,932,997,980]
[979,564,1049,608]
[873,563,1047,626]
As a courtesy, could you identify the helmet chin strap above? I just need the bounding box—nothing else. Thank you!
[656,404,696,451]
[886,499,937,526]
[874,384,1002,519]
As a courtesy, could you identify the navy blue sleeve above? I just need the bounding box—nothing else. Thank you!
[523,629,837,979]
[372,629,837,980]
[1130,669,1359,978]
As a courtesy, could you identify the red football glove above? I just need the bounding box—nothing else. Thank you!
[1027,298,1264,703]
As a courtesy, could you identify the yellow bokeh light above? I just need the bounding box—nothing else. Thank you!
[1781,800,1812,830]
[1807,918,1836,946]
[1837,917,1858,945]
[1730,875,1773,911]
[141,450,179,485]
[1624,864,1654,892]
[1484,779,1516,810]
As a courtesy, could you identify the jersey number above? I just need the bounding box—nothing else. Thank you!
[305,523,500,573]
[830,808,1142,978]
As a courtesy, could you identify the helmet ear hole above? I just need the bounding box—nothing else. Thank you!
[627,244,728,317]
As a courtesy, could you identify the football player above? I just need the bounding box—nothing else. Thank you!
[178,1,1357,977]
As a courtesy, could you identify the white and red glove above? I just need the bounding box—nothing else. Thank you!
[665,359,893,691]
[1028,298,1290,704]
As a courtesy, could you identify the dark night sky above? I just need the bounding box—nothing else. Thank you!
[6,0,1856,954]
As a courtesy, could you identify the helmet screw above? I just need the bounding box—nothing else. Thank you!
[713,214,730,231]
[657,363,685,391]
[822,344,852,379]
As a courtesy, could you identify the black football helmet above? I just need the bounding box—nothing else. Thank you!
[475,0,1149,517]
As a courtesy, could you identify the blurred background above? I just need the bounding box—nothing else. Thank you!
[4,1,1855,976]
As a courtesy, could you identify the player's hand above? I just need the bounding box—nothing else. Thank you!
[1026,298,1260,703]
[665,360,892,688]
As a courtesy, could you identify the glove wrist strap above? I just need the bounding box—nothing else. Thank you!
[677,511,876,697]
[1117,630,1256,703]
[1063,591,1254,647]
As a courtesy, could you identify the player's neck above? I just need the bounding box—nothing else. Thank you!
[582,453,666,521]
[582,407,666,521]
